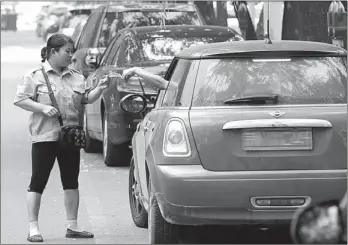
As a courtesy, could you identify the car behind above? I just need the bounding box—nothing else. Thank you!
[84,25,243,167]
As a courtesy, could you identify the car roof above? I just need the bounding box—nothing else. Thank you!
[175,40,347,59]
[68,5,100,11]
[104,3,197,12]
[123,25,239,38]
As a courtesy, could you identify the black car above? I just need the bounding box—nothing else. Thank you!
[70,2,206,79]
[83,25,243,166]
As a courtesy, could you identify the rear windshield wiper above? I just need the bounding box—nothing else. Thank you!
[223,94,279,104]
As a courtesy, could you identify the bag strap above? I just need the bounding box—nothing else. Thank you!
[41,66,64,126]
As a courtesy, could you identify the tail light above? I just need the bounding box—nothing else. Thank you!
[163,118,191,157]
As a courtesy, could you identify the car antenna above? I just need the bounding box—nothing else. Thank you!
[265,1,272,44]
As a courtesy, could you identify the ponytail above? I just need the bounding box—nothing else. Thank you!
[40,47,48,63]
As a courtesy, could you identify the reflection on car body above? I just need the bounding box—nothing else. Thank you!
[83,25,243,167]
[120,40,347,244]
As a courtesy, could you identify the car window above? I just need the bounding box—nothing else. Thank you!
[79,11,99,49]
[99,36,118,66]
[125,33,143,65]
[97,12,117,48]
[138,31,242,61]
[96,8,205,49]
[162,59,191,107]
[192,56,347,106]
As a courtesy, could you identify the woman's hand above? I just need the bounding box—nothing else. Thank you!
[96,74,110,91]
[42,105,59,117]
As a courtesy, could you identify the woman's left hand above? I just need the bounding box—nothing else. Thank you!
[97,75,110,91]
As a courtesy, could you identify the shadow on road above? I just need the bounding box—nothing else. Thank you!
[179,225,292,244]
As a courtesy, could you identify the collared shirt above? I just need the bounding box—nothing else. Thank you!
[14,61,91,143]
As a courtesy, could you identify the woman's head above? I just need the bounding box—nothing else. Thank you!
[41,34,74,68]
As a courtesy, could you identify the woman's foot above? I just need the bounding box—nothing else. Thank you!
[27,234,43,243]
[66,229,94,238]
[28,221,43,242]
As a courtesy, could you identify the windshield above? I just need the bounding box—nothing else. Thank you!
[192,57,347,106]
[122,11,202,27]
[62,15,88,29]
[140,35,242,61]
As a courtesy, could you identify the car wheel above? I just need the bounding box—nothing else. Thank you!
[102,112,131,167]
[83,111,102,153]
[129,158,148,228]
[148,176,179,244]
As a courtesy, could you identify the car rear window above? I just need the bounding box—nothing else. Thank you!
[192,56,347,106]
[140,35,242,61]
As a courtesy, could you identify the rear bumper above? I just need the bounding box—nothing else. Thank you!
[152,165,346,226]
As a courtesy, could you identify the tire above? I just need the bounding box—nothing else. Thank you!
[148,177,179,244]
[102,112,132,167]
[83,112,102,153]
[129,158,148,228]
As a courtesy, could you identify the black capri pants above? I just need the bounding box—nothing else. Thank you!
[28,141,80,194]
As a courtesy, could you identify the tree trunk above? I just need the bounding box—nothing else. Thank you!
[232,1,257,40]
[216,1,228,26]
[282,1,332,43]
[194,1,216,25]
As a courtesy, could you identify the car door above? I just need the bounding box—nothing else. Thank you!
[90,33,126,139]
[136,59,179,202]
[71,7,105,78]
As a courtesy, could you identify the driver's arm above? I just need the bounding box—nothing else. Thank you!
[123,67,169,90]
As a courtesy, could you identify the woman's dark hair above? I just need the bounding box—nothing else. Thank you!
[40,34,74,62]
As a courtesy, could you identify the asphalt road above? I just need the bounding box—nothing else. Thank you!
[1,30,293,244]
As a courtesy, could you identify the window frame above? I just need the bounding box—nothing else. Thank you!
[161,59,192,107]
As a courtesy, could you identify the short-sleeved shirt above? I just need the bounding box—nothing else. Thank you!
[14,61,91,143]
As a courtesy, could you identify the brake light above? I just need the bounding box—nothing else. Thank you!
[163,119,191,157]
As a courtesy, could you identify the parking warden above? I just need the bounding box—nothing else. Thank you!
[14,34,110,242]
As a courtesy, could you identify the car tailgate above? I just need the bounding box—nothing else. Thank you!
[189,105,347,171]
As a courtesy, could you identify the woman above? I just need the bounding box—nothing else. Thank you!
[14,34,109,242]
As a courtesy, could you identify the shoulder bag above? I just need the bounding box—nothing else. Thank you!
[41,66,86,150]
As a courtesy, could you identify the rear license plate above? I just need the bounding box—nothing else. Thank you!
[242,128,313,151]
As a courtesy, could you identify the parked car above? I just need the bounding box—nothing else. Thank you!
[70,2,206,79]
[83,25,243,166]
[40,4,69,41]
[119,40,347,243]
[1,4,17,31]
[46,5,97,41]
[35,5,50,37]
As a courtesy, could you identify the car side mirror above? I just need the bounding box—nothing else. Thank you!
[119,94,147,114]
[85,48,101,69]
[291,199,346,244]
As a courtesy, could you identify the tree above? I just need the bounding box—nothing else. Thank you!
[194,1,228,26]
[194,1,217,25]
[282,1,346,43]
[231,1,257,40]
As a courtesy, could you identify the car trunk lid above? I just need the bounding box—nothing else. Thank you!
[189,105,347,171]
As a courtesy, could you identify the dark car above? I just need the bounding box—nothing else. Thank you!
[47,5,99,40]
[40,4,69,41]
[83,25,243,166]
[70,2,206,79]
[118,40,347,243]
